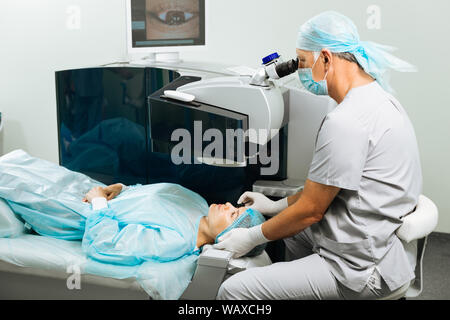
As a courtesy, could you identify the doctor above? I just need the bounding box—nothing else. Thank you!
[215,11,422,300]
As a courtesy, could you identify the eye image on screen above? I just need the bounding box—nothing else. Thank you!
[131,0,205,48]
[146,0,200,40]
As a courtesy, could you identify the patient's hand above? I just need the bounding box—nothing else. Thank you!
[103,183,123,200]
[82,187,108,203]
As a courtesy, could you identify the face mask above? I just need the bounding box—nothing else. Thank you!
[298,53,329,95]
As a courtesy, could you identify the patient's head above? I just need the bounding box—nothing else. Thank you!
[205,202,266,257]
[206,203,246,237]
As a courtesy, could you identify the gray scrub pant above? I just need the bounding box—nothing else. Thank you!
[217,228,394,300]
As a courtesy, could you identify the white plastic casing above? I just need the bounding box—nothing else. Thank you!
[164,90,196,102]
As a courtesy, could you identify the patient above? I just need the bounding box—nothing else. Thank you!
[80,183,266,264]
[84,184,255,249]
[0,149,266,267]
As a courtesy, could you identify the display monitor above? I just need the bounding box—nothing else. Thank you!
[126,0,206,62]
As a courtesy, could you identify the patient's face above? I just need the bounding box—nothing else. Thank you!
[207,203,247,238]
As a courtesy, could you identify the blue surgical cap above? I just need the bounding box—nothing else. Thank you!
[215,208,267,257]
[296,11,417,93]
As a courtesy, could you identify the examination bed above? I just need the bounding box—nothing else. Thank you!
[0,232,271,300]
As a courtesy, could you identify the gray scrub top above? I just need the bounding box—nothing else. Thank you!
[307,81,422,292]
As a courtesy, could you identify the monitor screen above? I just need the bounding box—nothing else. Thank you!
[130,0,205,48]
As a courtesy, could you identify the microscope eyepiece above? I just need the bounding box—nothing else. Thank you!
[250,55,299,86]
[275,58,299,78]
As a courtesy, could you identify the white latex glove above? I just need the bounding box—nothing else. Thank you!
[212,225,269,258]
[238,191,288,217]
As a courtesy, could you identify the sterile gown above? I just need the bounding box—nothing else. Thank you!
[0,149,209,299]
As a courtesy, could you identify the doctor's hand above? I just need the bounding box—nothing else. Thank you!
[238,192,288,217]
[213,225,269,258]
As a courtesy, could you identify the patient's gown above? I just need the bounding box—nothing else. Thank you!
[0,149,209,299]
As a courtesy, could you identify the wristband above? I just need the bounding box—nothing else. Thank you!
[91,197,108,211]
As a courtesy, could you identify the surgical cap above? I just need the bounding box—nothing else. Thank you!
[296,11,417,93]
[215,208,267,257]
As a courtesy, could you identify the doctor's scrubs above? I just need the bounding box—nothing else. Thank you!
[218,81,422,300]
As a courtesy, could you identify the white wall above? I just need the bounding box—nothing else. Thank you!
[0,0,127,162]
[0,0,449,232]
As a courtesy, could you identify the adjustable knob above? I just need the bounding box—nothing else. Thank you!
[262,52,280,65]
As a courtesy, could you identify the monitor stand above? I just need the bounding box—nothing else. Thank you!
[137,52,181,64]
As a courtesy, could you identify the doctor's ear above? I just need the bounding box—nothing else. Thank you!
[321,49,332,64]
